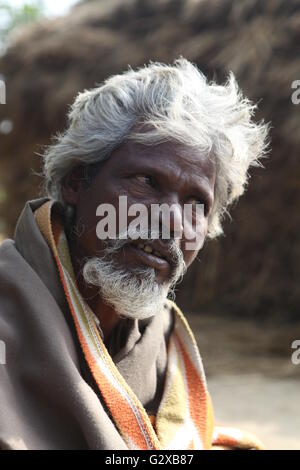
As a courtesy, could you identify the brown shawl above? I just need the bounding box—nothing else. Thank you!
[0,198,174,449]
[0,198,264,450]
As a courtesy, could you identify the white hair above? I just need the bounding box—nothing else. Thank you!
[42,57,269,238]
[82,227,186,320]
[83,257,169,320]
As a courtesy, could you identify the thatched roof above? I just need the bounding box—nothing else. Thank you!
[0,0,299,319]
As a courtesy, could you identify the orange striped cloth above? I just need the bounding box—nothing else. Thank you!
[34,200,264,450]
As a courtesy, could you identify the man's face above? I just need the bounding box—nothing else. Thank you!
[64,141,216,319]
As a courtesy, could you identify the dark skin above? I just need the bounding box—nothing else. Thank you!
[62,141,216,341]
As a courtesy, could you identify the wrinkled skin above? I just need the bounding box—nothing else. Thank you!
[62,141,216,340]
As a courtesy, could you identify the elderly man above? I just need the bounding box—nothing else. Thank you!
[0,59,268,450]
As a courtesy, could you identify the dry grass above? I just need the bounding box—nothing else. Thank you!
[0,0,299,319]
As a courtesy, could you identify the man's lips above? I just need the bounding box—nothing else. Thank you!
[134,239,173,262]
[123,240,173,271]
[125,245,170,270]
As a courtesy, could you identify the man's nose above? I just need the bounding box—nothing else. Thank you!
[169,204,184,239]
[159,197,184,240]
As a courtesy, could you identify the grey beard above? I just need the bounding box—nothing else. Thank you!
[82,228,186,320]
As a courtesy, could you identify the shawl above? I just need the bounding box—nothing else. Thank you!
[0,198,264,450]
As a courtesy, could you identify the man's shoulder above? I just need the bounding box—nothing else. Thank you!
[0,239,31,358]
[0,238,24,283]
[0,238,16,255]
[0,238,36,289]
[0,236,79,367]
[0,238,51,340]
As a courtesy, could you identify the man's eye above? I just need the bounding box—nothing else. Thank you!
[136,175,156,187]
[188,197,204,206]
[187,197,207,214]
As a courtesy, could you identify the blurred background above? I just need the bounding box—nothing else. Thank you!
[0,0,299,449]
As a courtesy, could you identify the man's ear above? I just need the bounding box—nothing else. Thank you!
[61,166,85,206]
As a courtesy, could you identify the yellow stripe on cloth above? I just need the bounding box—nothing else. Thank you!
[155,335,189,448]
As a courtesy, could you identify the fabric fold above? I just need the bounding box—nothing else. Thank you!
[0,197,264,450]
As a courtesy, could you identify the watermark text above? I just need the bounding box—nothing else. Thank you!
[291,340,300,365]
[0,340,6,365]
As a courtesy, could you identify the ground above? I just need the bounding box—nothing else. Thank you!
[186,312,300,450]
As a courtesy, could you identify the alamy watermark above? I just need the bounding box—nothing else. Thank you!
[291,80,300,105]
[95,196,206,250]
[0,77,13,134]
[0,78,6,104]
[291,340,300,365]
[0,340,6,365]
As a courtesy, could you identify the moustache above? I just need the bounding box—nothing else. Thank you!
[102,228,186,276]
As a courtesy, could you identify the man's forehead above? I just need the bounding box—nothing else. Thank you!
[110,140,216,181]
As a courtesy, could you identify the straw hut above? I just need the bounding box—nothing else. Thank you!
[0,0,299,318]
